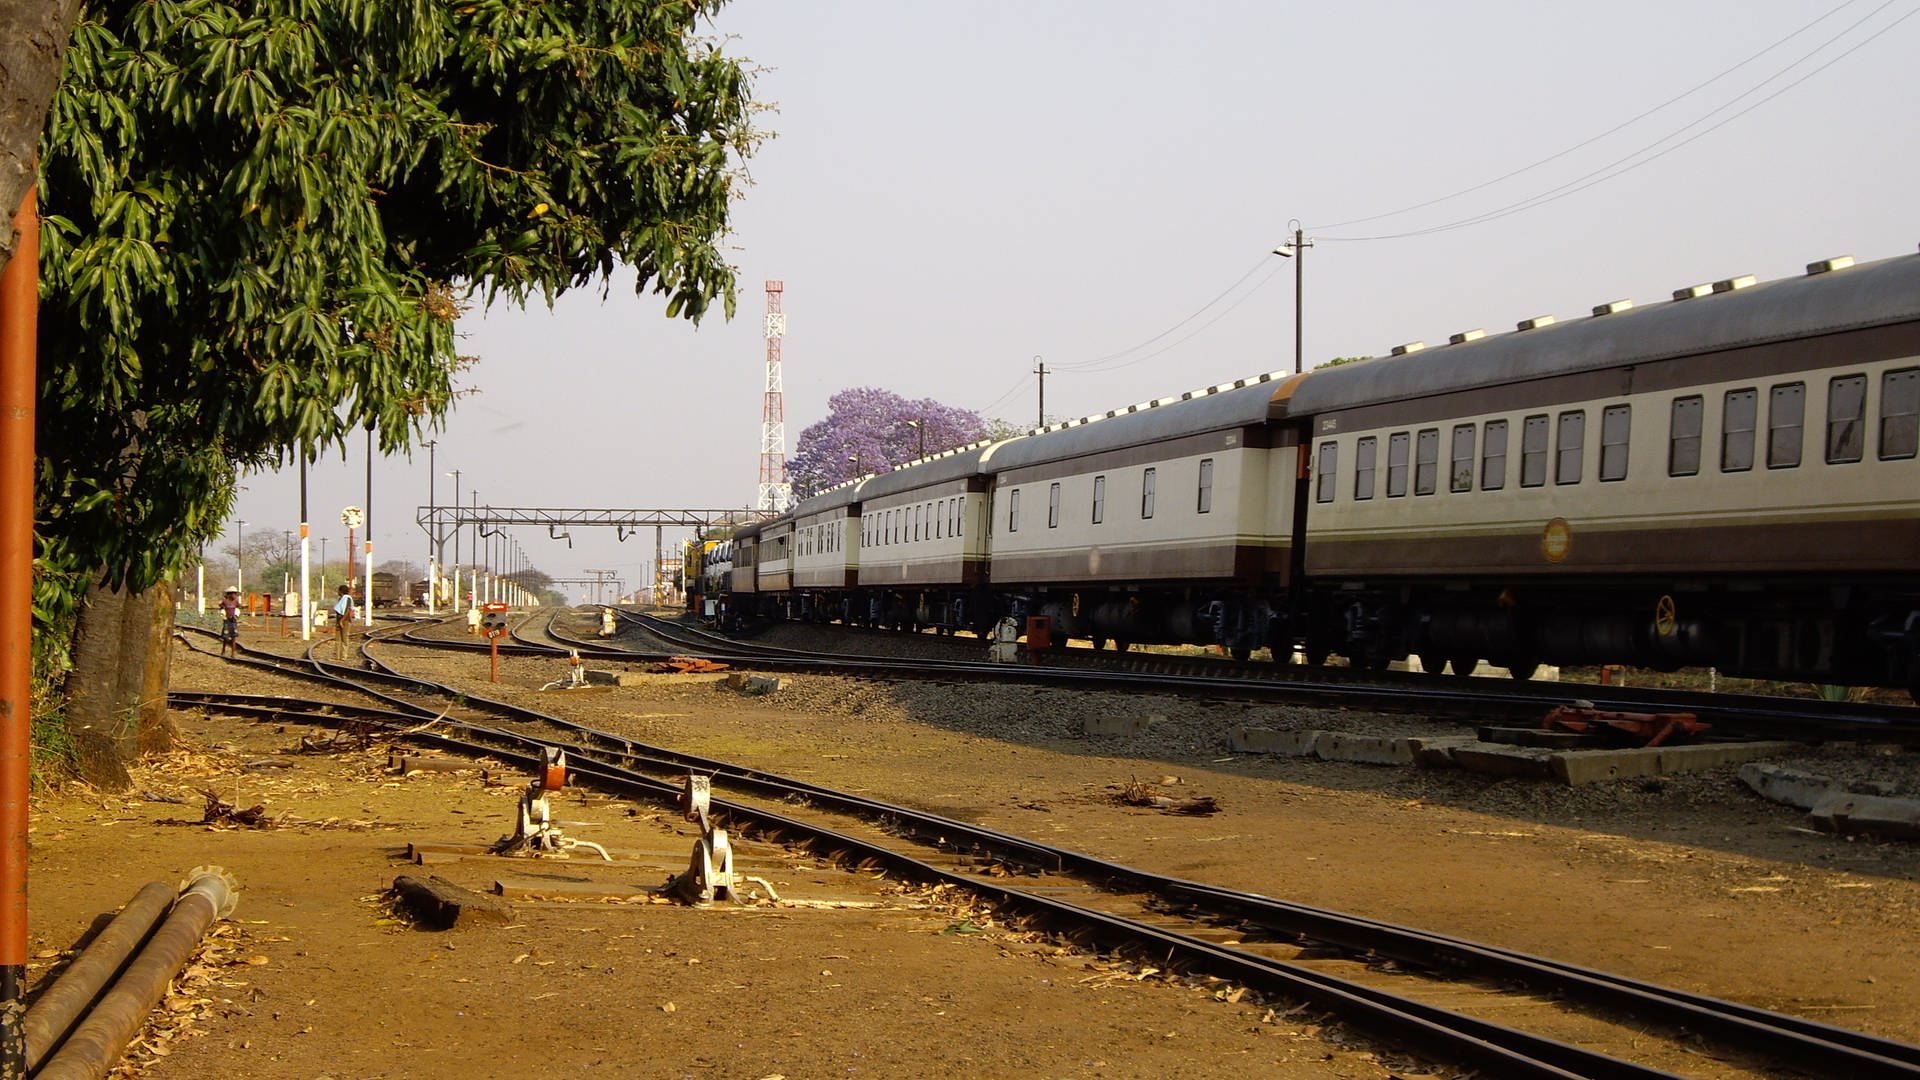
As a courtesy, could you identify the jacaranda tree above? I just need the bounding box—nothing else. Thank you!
[35,0,761,783]
[786,387,988,500]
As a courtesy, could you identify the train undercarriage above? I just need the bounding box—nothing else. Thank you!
[727,577,1920,702]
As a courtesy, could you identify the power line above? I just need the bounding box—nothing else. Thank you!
[1050,255,1275,372]
[1052,262,1287,377]
[1311,0,1865,233]
[1317,0,1915,243]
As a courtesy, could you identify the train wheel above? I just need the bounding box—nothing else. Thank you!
[1505,658,1539,681]
[1416,652,1444,676]
[1446,656,1477,677]
[1230,646,1251,662]
[1113,639,1131,654]
[1304,643,1330,667]
[1092,636,1107,651]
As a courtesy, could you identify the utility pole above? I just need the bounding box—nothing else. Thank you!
[1033,355,1048,429]
[1273,221,1313,375]
[758,280,790,512]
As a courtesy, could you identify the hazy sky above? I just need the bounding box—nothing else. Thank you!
[230,0,1920,602]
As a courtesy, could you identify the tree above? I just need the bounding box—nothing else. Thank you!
[786,387,987,499]
[0,0,83,271]
[34,1,761,784]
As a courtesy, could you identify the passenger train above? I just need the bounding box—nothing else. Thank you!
[711,251,1920,700]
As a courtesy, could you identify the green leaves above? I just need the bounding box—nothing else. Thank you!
[32,0,759,628]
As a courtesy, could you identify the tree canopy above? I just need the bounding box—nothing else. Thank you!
[33,0,760,627]
[786,387,988,499]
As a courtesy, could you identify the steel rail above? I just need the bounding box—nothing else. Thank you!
[165,648,1920,1079]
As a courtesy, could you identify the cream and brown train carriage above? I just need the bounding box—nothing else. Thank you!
[1290,252,1920,691]
[847,442,1005,632]
[985,376,1307,657]
[787,477,866,622]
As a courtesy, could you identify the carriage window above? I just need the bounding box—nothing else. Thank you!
[1669,395,1703,476]
[1600,405,1630,481]
[1827,374,1866,464]
[1354,436,1377,500]
[1768,383,1804,469]
[1008,490,1019,533]
[1315,442,1339,503]
[1482,420,1507,490]
[1092,475,1106,523]
[1414,429,1439,495]
[1556,411,1585,484]
[1520,414,1549,487]
[1721,389,1757,472]
[1883,367,1920,460]
[1048,482,1061,528]
[1386,432,1410,497]
[1450,425,1475,493]
[1141,468,1156,518]
[1197,458,1214,513]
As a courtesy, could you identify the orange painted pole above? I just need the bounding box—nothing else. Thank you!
[1,184,42,1075]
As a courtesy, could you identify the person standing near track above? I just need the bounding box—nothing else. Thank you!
[218,586,241,658]
[331,584,357,660]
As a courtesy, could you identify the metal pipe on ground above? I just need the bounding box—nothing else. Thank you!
[22,881,176,1071]
[33,869,237,1080]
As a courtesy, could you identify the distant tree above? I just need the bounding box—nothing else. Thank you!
[1317,355,1373,368]
[35,0,761,786]
[982,417,1031,441]
[786,388,987,498]
[375,559,425,584]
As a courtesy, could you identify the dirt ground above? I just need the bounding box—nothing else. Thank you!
[21,621,1920,1079]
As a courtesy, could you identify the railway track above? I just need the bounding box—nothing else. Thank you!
[557,607,1920,747]
[171,622,1920,1079]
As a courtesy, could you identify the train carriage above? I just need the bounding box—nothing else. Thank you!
[727,522,763,603]
[852,443,1005,631]
[790,478,865,619]
[1290,252,1920,686]
[985,376,1306,655]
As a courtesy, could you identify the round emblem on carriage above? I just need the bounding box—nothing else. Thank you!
[1540,518,1572,564]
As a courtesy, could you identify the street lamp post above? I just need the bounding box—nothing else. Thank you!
[319,537,329,598]
[904,419,925,459]
[1272,221,1313,375]
[235,518,247,595]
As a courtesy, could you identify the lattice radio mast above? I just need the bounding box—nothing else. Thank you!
[757,280,790,512]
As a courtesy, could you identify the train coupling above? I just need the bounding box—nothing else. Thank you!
[1542,705,1709,748]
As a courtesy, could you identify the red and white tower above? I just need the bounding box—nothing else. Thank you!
[757,280,790,512]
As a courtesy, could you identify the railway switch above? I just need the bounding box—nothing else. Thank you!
[666,773,778,906]
[493,748,611,861]
[681,773,712,830]
[988,617,1021,663]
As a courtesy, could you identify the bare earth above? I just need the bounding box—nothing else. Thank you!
[22,618,1920,1079]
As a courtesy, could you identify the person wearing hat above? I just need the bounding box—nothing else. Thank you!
[218,586,241,657]
[331,584,358,660]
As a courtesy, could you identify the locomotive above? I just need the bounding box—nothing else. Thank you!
[718,251,1920,700]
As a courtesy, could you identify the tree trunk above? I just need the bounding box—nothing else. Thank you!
[0,0,84,273]
[62,577,175,789]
